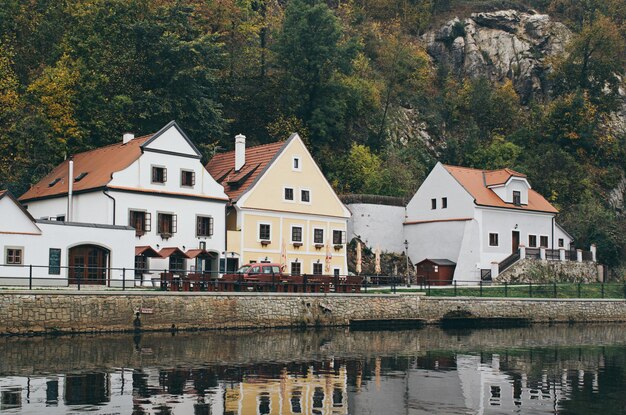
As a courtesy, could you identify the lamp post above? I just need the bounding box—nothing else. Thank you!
[404,239,410,287]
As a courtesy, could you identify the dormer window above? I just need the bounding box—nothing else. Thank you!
[513,191,521,206]
[48,178,61,187]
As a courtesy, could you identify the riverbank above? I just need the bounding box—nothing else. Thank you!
[2,290,626,335]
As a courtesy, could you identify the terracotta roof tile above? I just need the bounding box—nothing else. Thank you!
[158,247,190,258]
[443,164,558,213]
[20,135,152,202]
[206,141,286,201]
[135,246,162,257]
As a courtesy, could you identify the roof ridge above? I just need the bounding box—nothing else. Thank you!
[68,134,152,158]
[212,140,286,157]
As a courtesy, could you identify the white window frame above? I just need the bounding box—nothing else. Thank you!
[332,229,346,245]
[539,235,549,248]
[195,215,214,238]
[258,222,272,242]
[283,186,295,203]
[558,238,564,248]
[431,198,437,209]
[290,225,304,244]
[312,262,323,275]
[333,267,341,277]
[488,232,499,247]
[528,234,537,248]
[312,228,324,245]
[180,169,195,188]
[292,155,302,172]
[290,261,302,276]
[5,246,24,265]
[300,188,311,204]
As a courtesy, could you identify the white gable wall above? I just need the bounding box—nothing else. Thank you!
[347,203,406,253]
[405,163,475,222]
[22,192,109,224]
[0,196,41,234]
[490,178,529,205]
[142,124,199,155]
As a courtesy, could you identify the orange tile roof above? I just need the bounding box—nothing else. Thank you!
[206,140,287,201]
[443,164,558,213]
[135,246,162,257]
[158,247,190,258]
[19,135,152,202]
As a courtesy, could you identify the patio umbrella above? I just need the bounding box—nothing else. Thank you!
[324,239,332,274]
[375,246,381,275]
[356,240,362,275]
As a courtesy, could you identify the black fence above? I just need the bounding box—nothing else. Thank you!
[0,264,404,294]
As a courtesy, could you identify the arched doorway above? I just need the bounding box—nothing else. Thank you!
[68,245,110,285]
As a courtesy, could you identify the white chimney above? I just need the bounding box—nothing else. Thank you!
[67,158,74,222]
[235,134,246,171]
[123,133,134,144]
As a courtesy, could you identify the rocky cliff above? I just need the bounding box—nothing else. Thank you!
[423,10,572,103]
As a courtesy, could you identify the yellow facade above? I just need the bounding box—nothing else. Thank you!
[228,135,350,275]
[224,366,348,415]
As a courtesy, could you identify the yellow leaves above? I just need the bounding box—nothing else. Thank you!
[27,54,81,146]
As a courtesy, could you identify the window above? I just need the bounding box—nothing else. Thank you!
[181,170,195,187]
[259,223,271,241]
[291,262,301,276]
[284,187,294,201]
[196,216,214,237]
[513,191,521,206]
[431,198,437,209]
[334,268,340,277]
[249,265,261,274]
[540,236,549,248]
[129,210,151,236]
[135,256,147,278]
[151,166,167,183]
[48,178,61,187]
[442,197,447,209]
[558,238,564,248]
[528,235,537,247]
[56,215,65,222]
[489,233,499,247]
[169,256,185,272]
[313,263,323,275]
[157,213,177,236]
[292,226,303,243]
[301,189,310,203]
[333,230,346,245]
[314,228,324,244]
[74,172,88,182]
[6,248,23,265]
[293,156,301,171]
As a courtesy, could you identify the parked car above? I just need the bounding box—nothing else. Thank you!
[223,263,284,281]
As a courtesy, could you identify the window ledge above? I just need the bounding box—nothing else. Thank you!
[160,233,172,240]
[334,244,343,250]
[314,243,324,249]
[293,242,303,247]
[260,240,271,246]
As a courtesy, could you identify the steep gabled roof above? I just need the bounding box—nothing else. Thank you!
[442,164,558,213]
[0,190,37,223]
[19,134,152,202]
[206,140,287,201]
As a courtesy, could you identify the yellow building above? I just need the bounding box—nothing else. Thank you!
[224,366,349,415]
[206,134,350,275]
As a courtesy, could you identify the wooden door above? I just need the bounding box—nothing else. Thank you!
[69,245,109,284]
[512,231,520,253]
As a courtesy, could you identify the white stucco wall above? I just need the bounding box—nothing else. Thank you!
[404,220,470,268]
[347,203,406,253]
[490,178,529,205]
[405,163,475,223]
[22,192,109,224]
[0,221,135,286]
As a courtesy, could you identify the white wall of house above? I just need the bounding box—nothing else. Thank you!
[346,203,406,253]
[490,178,529,205]
[23,192,109,224]
[405,163,475,222]
[0,221,135,286]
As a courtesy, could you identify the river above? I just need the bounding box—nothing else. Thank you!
[0,324,625,414]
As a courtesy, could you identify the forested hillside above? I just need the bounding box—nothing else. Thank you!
[0,0,625,268]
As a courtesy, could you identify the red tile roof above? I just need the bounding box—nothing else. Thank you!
[158,247,190,258]
[19,135,152,202]
[206,141,287,201]
[135,246,162,257]
[443,165,558,213]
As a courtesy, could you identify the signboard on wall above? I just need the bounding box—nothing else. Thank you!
[49,248,61,275]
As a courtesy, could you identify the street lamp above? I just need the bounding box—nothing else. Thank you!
[404,239,410,287]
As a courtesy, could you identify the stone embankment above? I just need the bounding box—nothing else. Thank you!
[2,291,626,335]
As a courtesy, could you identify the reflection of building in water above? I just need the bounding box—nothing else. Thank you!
[224,365,348,415]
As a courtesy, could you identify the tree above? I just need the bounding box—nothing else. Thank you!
[273,0,358,151]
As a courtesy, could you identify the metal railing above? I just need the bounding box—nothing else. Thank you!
[498,250,520,273]
[0,264,375,294]
[420,280,626,299]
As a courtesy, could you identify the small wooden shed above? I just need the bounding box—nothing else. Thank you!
[415,259,456,286]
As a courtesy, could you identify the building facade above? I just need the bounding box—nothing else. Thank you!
[206,133,350,276]
[19,121,228,282]
[404,163,573,281]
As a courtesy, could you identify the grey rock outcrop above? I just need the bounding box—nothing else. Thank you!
[424,10,572,103]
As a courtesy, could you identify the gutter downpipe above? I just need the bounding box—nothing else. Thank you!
[552,215,555,251]
[103,189,116,225]
[67,158,74,221]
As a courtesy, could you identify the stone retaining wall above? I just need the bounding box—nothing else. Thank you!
[2,291,626,335]
[496,258,598,283]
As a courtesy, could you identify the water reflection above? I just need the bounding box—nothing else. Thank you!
[0,325,625,414]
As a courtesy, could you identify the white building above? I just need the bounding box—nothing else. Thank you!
[404,163,573,282]
[19,121,228,283]
[0,190,135,286]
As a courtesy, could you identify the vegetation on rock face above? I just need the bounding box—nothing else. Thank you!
[0,0,625,270]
